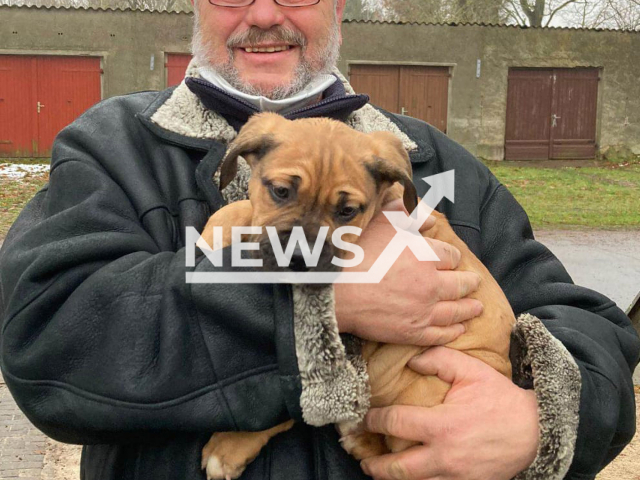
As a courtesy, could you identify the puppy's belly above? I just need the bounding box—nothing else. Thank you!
[349,211,515,458]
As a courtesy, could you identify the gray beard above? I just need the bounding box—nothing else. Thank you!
[212,58,316,101]
[191,16,340,100]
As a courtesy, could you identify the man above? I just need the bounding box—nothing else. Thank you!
[0,1,637,479]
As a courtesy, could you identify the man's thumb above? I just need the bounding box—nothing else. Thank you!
[407,346,483,385]
[381,198,407,213]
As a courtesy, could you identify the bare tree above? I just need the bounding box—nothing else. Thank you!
[502,0,579,27]
[360,0,508,23]
[560,0,640,30]
[505,0,639,29]
[360,0,639,30]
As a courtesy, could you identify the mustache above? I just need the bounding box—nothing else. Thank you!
[227,26,307,49]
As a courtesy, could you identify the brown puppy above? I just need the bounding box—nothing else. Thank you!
[198,113,515,480]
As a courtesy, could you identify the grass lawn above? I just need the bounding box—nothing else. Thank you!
[0,161,50,239]
[484,158,640,229]
[1,158,639,240]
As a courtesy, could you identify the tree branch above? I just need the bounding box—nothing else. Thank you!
[545,0,578,26]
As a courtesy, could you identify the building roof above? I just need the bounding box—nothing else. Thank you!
[0,0,193,13]
[342,18,639,33]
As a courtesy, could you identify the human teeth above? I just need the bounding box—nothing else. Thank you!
[244,46,290,53]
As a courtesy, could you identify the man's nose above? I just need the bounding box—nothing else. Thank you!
[244,0,286,30]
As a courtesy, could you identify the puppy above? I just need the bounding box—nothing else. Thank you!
[198,113,515,479]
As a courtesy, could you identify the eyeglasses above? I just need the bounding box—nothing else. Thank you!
[209,0,320,7]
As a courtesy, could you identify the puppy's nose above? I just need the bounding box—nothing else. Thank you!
[289,246,309,272]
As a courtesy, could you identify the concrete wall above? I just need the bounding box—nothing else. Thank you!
[1,7,638,159]
[0,6,193,98]
[339,22,640,159]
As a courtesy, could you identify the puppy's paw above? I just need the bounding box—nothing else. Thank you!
[336,420,364,438]
[338,428,389,460]
[201,454,245,480]
[201,432,257,480]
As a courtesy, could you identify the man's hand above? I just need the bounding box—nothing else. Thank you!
[335,199,483,346]
[361,347,540,480]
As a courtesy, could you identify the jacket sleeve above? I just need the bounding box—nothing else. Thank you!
[478,179,640,480]
[0,127,305,445]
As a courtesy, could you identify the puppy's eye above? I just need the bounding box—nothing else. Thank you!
[270,184,290,202]
[337,206,359,221]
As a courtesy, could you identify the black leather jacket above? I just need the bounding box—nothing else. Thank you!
[0,88,638,480]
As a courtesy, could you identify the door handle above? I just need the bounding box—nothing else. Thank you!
[401,107,408,116]
[37,101,45,114]
[551,114,561,127]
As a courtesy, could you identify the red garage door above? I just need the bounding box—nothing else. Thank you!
[166,54,192,87]
[0,55,102,158]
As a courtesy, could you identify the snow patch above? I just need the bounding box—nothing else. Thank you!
[0,163,50,179]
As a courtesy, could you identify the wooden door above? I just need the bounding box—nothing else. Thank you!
[166,54,193,88]
[504,69,553,160]
[348,64,400,114]
[0,55,101,158]
[349,64,450,133]
[505,68,598,160]
[399,66,449,133]
[37,57,102,157]
[0,56,38,157]
[550,68,599,159]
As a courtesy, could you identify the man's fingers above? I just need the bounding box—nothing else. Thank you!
[435,271,481,301]
[360,446,441,480]
[417,213,437,233]
[381,198,408,213]
[426,298,483,327]
[415,325,465,346]
[426,238,461,270]
[364,406,433,442]
[380,199,437,233]
[408,346,487,385]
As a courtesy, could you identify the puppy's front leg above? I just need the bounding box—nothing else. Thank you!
[198,200,254,251]
[202,420,295,480]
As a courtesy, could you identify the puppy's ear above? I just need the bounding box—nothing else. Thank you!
[219,113,284,190]
[366,131,417,213]
[366,157,418,214]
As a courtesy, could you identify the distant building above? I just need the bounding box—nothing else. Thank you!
[1,0,638,160]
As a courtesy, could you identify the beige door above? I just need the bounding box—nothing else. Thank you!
[349,64,450,133]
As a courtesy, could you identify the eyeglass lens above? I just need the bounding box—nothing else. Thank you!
[209,0,320,7]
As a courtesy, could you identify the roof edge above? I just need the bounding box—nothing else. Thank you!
[342,18,640,33]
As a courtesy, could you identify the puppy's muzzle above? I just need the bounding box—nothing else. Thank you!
[259,229,337,272]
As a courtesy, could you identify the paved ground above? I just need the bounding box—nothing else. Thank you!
[0,373,81,480]
[535,230,640,313]
[535,229,640,386]
[0,230,639,479]
[0,374,47,480]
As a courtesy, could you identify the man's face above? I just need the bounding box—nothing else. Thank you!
[192,0,346,100]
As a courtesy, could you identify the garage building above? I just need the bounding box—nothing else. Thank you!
[1,0,638,160]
